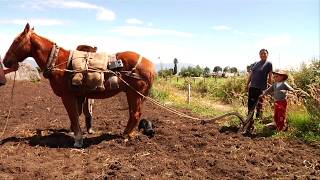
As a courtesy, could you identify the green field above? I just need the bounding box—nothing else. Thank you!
[151,73,320,143]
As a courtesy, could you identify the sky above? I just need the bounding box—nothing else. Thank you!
[0,0,319,71]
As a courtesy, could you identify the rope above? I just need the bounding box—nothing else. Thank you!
[52,67,245,124]
[0,71,16,139]
[53,68,113,73]
[116,75,245,124]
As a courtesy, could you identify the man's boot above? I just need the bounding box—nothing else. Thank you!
[256,110,263,119]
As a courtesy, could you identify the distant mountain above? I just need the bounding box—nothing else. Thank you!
[155,63,194,72]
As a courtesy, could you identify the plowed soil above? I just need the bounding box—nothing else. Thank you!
[0,79,319,179]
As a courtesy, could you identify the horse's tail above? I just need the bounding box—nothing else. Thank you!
[140,57,156,90]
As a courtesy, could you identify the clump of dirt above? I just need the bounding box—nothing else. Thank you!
[0,79,319,179]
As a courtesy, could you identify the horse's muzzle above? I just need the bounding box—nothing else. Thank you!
[3,60,13,68]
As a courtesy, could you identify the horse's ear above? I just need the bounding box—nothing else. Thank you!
[32,26,35,31]
[23,23,30,34]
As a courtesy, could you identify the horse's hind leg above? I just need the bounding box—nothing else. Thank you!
[83,98,94,134]
[62,95,83,148]
[68,97,84,133]
[123,92,143,139]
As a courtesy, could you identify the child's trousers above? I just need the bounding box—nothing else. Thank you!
[274,100,288,131]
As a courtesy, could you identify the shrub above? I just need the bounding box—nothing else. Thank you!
[216,77,247,104]
[150,87,169,102]
[292,59,320,124]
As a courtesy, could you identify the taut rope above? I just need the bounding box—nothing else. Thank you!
[52,66,246,124]
[116,75,245,124]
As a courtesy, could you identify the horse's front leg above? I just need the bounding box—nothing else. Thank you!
[62,94,83,148]
[124,92,143,139]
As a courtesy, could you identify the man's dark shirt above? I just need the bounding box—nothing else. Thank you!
[250,60,273,90]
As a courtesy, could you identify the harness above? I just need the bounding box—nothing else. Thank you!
[132,55,143,72]
[43,43,60,78]
[43,43,145,81]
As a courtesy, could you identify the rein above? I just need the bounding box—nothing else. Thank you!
[0,72,16,139]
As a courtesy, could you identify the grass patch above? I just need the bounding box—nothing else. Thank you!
[150,88,170,102]
[283,111,320,142]
[152,77,319,143]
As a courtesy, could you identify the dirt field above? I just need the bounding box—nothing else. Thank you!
[0,79,319,179]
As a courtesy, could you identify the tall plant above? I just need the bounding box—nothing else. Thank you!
[292,59,320,124]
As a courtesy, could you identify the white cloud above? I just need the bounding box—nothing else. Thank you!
[0,19,64,26]
[96,8,116,21]
[126,18,143,25]
[211,25,259,37]
[256,34,292,48]
[212,25,231,31]
[55,1,98,9]
[22,0,115,21]
[111,26,193,38]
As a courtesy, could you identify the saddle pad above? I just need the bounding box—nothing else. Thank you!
[71,50,109,71]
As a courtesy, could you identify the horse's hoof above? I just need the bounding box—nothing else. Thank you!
[129,130,139,139]
[122,130,139,140]
[74,140,83,148]
[74,135,83,148]
[87,128,95,134]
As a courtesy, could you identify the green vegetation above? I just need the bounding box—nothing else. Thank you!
[292,59,320,122]
[151,59,320,143]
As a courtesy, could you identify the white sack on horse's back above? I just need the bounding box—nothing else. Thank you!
[6,63,41,81]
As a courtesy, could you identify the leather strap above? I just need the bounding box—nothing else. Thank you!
[131,55,143,72]
[43,43,60,79]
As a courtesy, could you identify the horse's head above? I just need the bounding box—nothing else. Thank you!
[3,23,33,68]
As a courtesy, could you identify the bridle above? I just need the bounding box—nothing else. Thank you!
[7,30,62,80]
[5,31,32,66]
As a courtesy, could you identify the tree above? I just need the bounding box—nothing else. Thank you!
[230,67,238,73]
[203,66,210,77]
[158,69,173,77]
[194,65,204,77]
[173,58,178,75]
[223,66,230,73]
[179,65,204,77]
[213,66,222,72]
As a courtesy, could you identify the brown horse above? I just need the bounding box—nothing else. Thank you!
[3,24,156,147]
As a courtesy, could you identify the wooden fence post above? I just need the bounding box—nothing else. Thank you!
[187,83,191,104]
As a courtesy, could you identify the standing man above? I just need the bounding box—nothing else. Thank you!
[244,49,273,133]
[75,45,97,134]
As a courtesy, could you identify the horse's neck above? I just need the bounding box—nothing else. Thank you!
[30,33,67,71]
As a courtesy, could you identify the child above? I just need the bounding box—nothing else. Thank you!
[260,70,294,131]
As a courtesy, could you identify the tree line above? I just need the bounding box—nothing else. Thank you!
[157,58,239,77]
